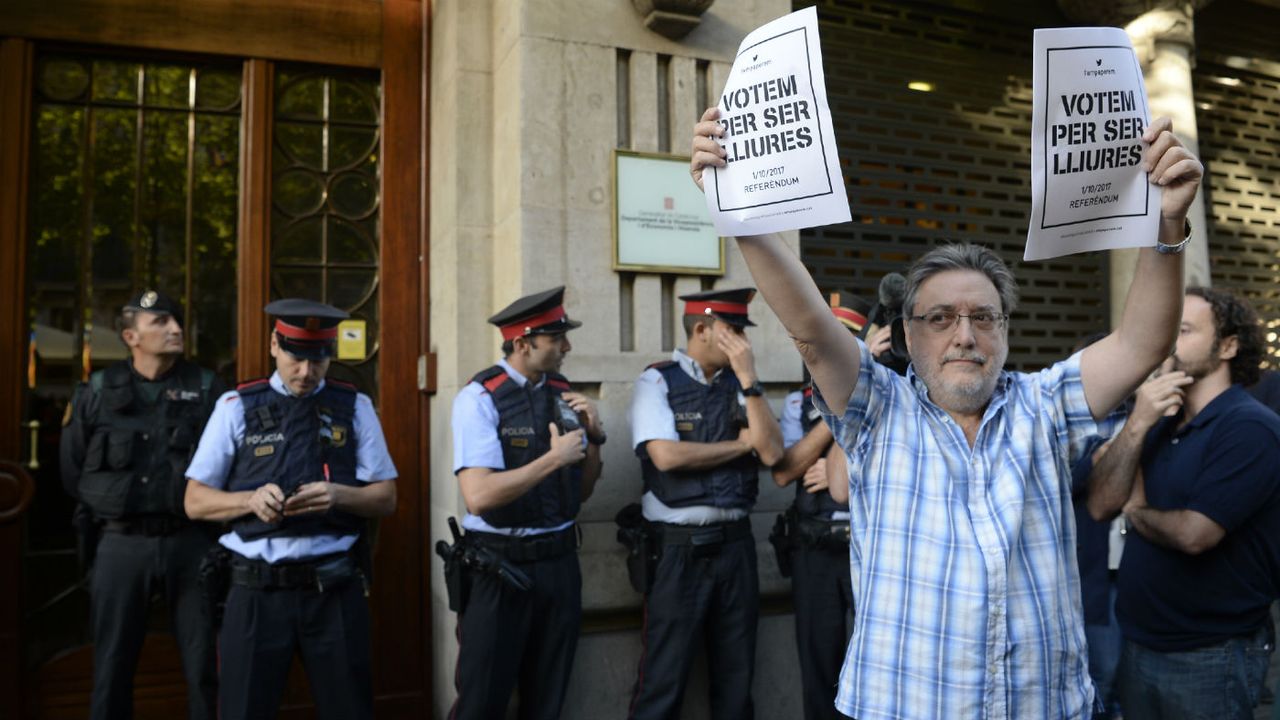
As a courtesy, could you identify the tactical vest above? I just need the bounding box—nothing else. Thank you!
[471,365,582,529]
[639,361,758,510]
[227,377,364,540]
[77,360,214,520]
[794,385,847,520]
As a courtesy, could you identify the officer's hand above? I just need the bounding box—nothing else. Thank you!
[690,107,727,193]
[802,458,829,494]
[716,324,758,388]
[1130,370,1193,431]
[548,423,586,468]
[283,481,337,516]
[868,325,893,359]
[247,483,286,524]
[561,392,604,441]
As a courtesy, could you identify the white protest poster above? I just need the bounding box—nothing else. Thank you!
[1026,27,1157,261]
[704,6,850,236]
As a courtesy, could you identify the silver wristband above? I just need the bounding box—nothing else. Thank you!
[1155,218,1192,255]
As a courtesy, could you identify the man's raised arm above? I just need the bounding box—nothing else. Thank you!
[690,108,861,411]
[1080,116,1203,419]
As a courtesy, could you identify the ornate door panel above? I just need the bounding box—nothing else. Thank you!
[20,51,242,717]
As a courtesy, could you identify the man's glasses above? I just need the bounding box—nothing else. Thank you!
[908,310,1007,334]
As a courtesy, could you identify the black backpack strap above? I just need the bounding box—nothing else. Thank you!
[470,364,508,388]
[654,361,702,408]
[545,372,571,395]
[326,378,358,395]
[236,378,277,431]
[318,379,358,423]
[471,365,527,414]
[236,377,271,395]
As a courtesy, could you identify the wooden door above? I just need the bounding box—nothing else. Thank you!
[0,1,429,716]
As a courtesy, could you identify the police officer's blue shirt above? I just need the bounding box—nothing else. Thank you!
[451,358,576,537]
[781,388,851,522]
[629,349,749,525]
[186,372,398,563]
[780,389,806,448]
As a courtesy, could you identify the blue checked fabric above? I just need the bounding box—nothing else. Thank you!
[815,340,1119,720]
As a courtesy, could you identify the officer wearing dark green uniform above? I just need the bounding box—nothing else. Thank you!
[60,289,224,720]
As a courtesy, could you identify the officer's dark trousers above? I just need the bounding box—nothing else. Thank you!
[450,550,582,720]
[790,543,855,720]
[218,576,372,720]
[628,533,759,720]
[89,525,216,720]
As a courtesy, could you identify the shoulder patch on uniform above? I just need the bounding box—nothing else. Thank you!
[546,378,570,391]
[483,372,510,393]
[327,378,357,392]
[646,360,677,371]
[236,378,270,393]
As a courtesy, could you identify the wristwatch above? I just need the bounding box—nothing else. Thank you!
[1155,218,1193,255]
[742,381,764,397]
[587,431,607,446]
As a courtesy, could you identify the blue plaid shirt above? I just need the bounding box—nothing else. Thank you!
[816,339,1118,720]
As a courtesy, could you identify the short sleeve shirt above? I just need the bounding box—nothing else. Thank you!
[781,389,806,449]
[628,349,749,525]
[450,358,574,536]
[186,372,397,563]
[1117,386,1280,650]
[818,338,1118,720]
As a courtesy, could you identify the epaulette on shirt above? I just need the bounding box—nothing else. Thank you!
[236,378,271,395]
[472,365,513,394]
[473,366,570,395]
[647,360,677,371]
[325,378,357,396]
[237,377,357,396]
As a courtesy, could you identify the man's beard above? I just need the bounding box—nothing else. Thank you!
[915,351,1002,415]
[1172,346,1218,380]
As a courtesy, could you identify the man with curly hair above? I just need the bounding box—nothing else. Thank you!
[1087,286,1280,720]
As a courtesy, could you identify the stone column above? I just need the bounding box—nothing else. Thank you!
[1122,5,1213,320]
[1058,1,1213,327]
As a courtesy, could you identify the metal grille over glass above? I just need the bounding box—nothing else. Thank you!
[799,1,1109,370]
[1193,0,1280,369]
[24,53,241,667]
[271,67,382,395]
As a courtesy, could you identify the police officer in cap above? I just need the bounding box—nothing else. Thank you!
[448,285,603,719]
[60,289,224,720]
[626,287,784,719]
[770,296,875,720]
[183,298,397,720]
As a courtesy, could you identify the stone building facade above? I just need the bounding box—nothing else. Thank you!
[428,1,1279,717]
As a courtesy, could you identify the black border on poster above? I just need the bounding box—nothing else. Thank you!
[1039,44,1152,230]
[713,24,837,213]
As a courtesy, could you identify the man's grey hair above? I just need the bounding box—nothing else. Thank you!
[903,242,1019,317]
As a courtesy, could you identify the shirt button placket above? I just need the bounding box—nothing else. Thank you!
[969,451,1010,720]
